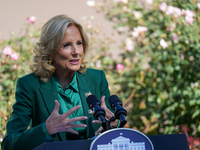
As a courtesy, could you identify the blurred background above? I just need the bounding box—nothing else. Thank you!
[0,0,110,38]
[1,0,200,149]
[0,0,121,58]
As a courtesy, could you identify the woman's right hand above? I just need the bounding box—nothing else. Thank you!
[46,100,88,135]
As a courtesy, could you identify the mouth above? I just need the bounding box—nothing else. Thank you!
[69,59,80,64]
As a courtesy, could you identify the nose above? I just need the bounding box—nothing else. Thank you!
[71,45,80,58]
[72,45,80,54]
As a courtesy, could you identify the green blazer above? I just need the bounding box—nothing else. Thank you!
[1,68,111,150]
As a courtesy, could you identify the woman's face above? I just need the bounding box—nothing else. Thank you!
[52,25,84,74]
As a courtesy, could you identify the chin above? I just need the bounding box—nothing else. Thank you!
[69,66,81,72]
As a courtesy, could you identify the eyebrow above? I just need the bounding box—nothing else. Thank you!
[62,39,82,44]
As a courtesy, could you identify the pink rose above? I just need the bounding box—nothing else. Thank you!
[180,53,185,60]
[187,137,194,143]
[28,16,36,23]
[86,0,95,7]
[172,35,179,41]
[159,2,167,12]
[116,64,124,70]
[132,26,148,38]
[142,63,150,70]
[184,10,195,24]
[193,139,200,146]
[160,39,168,49]
[137,26,148,32]
[189,56,194,61]
[12,64,18,69]
[145,0,153,5]
[166,27,171,31]
[126,38,134,51]
[11,53,19,60]
[166,6,174,15]
[3,46,12,55]
[132,30,139,38]
[126,45,134,51]
[185,16,194,24]
[197,3,200,9]
[174,7,183,18]
[185,10,195,18]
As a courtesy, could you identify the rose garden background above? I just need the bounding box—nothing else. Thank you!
[0,0,200,149]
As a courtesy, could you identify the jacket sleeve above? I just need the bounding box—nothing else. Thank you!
[1,78,46,150]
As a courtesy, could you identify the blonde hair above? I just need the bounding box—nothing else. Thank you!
[30,14,89,81]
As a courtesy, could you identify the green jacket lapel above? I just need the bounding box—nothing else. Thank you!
[76,72,100,138]
[39,77,67,141]
[39,77,59,114]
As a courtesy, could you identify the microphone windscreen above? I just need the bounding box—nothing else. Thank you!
[86,94,99,106]
[108,95,121,106]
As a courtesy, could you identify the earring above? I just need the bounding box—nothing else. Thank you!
[47,59,52,65]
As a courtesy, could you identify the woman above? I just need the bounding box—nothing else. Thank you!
[1,14,117,150]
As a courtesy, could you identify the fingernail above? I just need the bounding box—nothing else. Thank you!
[84,116,88,119]
[92,120,95,123]
[77,105,81,108]
[84,125,87,127]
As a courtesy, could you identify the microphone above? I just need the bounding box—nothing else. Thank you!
[108,95,127,127]
[86,94,107,130]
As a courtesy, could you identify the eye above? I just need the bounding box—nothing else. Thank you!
[77,41,82,45]
[63,43,71,48]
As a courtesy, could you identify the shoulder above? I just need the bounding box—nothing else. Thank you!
[19,72,39,81]
[17,72,41,87]
[77,68,107,85]
[85,68,104,75]
[83,68,106,79]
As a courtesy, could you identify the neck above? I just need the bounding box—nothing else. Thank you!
[55,71,75,89]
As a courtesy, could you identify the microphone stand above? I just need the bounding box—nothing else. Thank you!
[101,116,117,132]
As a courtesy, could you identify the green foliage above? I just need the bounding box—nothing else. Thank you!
[94,0,200,148]
[0,22,39,143]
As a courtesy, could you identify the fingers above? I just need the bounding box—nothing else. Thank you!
[52,100,60,115]
[92,120,100,124]
[100,95,111,112]
[66,128,79,135]
[100,96,114,119]
[110,119,119,128]
[67,123,87,128]
[95,126,103,135]
[63,105,81,118]
[100,96,107,109]
[67,116,88,124]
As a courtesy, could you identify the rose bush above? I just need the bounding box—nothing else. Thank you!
[0,17,39,144]
[91,0,200,149]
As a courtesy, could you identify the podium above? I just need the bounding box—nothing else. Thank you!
[34,131,189,150]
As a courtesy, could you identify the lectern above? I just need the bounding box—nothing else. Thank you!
[33,128,189,150]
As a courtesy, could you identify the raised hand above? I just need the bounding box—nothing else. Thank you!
[92,96,118,134]
[46,100,88,135]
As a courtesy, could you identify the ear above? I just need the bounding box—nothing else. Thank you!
[48,54,54,60]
